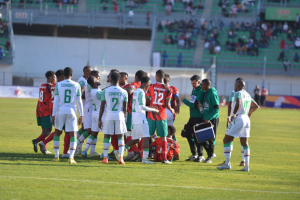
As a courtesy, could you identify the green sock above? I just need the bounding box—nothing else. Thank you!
[82,131,89,139]
[125,144,130,150]
[88,135,95,140]
[77,129,84,136]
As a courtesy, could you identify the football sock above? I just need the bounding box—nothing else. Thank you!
[125,135,133,152]
[244,146,250,167]
[43,132,54,145]
[241,143,245,162]
[118,137,125,158]
[224,142,233,165]
[139,139,143,157]
[143,148,149,160]
[125,144,130,150]
[90,137,97,154]
[103,138,111,158]
[84,135,94,152]
[77,129,84,138]
[53,135,60,158]
[63,134,70,154]
[162,140,167,161]
[111,134,119,150]
[77,131,89,145]
[37,134,46,142]
[69,137,77,159]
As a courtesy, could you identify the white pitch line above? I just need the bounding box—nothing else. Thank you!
[1,175,300,195]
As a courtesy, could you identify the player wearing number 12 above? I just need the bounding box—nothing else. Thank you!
[217,79,259,172]
[146,70,175,164]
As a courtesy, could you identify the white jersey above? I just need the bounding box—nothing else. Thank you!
[84,84,93,110]
[91,88,102,114]
[101,85,128,121]
[132,88,147,124]
[78,77,87,106]
[53,79,83,116]
[232,89,254,116]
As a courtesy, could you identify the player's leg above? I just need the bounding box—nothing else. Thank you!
[240,117,250,171]
[182,118,198,161]
[39,131,54,154]
[116,119,127,165]
[240,142,245,166]
[141,123,155,164]
[65,113,79,164]
[82,131,98,159]
[62,132,70,158]
[33,116,52,153]
[52,114,65,161]
[89,132,99,156]
[204,117,219,163]
[125,124,141,152]
[102,120,113,163]
[76,109,92,154]
[124,113,140,160]
[68,131,77,164]
[157,119,171,164]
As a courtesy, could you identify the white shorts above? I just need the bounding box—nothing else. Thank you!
[226,115,250,138]
[166,109,174,126]
[132,123,150,140]
[102,119,127,135]
[91,112,100,132]
[55,113,78,132]
[83,107,92,129]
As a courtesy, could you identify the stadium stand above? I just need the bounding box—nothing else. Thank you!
[212,0,257,17]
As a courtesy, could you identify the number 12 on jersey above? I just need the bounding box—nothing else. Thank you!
[153,91,163,105]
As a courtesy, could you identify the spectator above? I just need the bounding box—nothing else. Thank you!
[219,20,225,31]
[283,60,290,72]
[295,38,300,49]
[113,2,118,13]
[235,21,240,31]
[118,9,124,24]
[279,38,286,49]
[222,5,229,17]
[283,22,288,33]
[235,42,242,54]
[165,3,172,16]
[229,20,235,29]
[0,12,2,20]
[177,52,183,67]
[260,87,268,106]
[157,22,163,32]
[167,35,174,44]
[173,34,179,44]
[162,34,168,44]
[228,29,235,38]
[230,4,237,17]
[296,13,300,28]
[294,52,299,62]
[277,51,285,62]
[277,22,283,34]
[0,47,3,60]
[190,39,195,48]
[214,43,221,54]
[241,21,246,31]
[146,11,150,25]
[220,96,227,106]
[204,40,210,49]
[252,85,260,105]
[162,51,168,67]
[102,3,108,12]
[178,36,185,48]
[128,10,134,25]
[5,40,10,50]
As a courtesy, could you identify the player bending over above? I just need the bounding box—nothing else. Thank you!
[32,71,56,154]
[217,79,259,172]
[52,67,83,164]
[98,72,128,165]
[124,76,159,164]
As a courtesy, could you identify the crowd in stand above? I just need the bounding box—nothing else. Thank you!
[18,0,77,9]
[158,19,199,49]
[164,0,203,16]
[218,0,255,17]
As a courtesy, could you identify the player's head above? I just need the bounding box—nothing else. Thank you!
[90,70,100,81]
[83,66,93,78]
[64,67,73,79]
[190,75,201,89]
[45,70,56,84]
[144,71,150,78]
[141,76,151,91]
[87,76,99,89]
[163,74,170,85]
[135,70,144,82]
[235,79,245,91]
[119,72,128,85]
[55,69,64,82]
[110,72,120,85]
[167,125,176,138]
[201,79,211,91]
[155,70,165,82]
[107,69,120,83]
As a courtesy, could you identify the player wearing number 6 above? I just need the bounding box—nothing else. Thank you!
[217,80,259,172]
[52,67,84,164]
[146,70,175,164]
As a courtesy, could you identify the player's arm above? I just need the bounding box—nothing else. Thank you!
[227,91,234,127]
[204,93,220,124]
[138,92,159,113]
[182,97,196,108]
[123,92,128,118]
[248,99,259,118]
[52,85,59,125]
[98,90,106,129]
[125,87,134,95]
[77,91,84,126]
[175,95,180,114]
[145,88,151,105]
[166,98,175,115]
[231,93,241,121]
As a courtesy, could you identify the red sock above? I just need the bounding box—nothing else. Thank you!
[138,139,143,157]
[37,134,46,142]
[162,140,167,161]
[43,132,54,145]
[111,134,119,151]
[63,134,71,154]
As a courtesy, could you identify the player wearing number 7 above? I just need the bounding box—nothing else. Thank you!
[51,67,84,164]
[217,79,259,172]
[146,70,175,164]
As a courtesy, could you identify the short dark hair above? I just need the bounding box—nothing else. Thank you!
[141,76,150,85]
[83,66,92,72]
[236,79,245,87]
[135,70,145,81]
[110,72,120,84]
[163,74,170,84]
[90,70,100,77]
[45,71,55,79]
[55,69,64,79]
[87,76,96,86]
[64,67,73,78]
[168,125,176,137]
[236,77,244,82]
[110,69,120,73]
[120,72,128,77]
[156,70,165,80]
[190,75,200,82]
[202,79,211,86]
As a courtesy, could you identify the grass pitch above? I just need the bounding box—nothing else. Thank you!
[0,98,299,199]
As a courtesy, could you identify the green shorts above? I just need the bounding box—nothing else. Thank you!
[37,116,52,129]
[147,118,168,137]
[126,113,133,131]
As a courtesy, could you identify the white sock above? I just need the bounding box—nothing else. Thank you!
[103,137,111,158]
[118,138,125,158]
[143,149,149,160]
[84,137,93,152]
[224,142,233,165]
[241,144,245,162]
[90,138,97,154]
[244,146,250,167]
[69,137,77,159]
[53,140,60,158]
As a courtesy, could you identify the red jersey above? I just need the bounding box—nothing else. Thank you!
[146,83,171,121]
[170,85,179,109]
[36,83,55,117]
[127,82,141,114]
[151,138,180,162]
